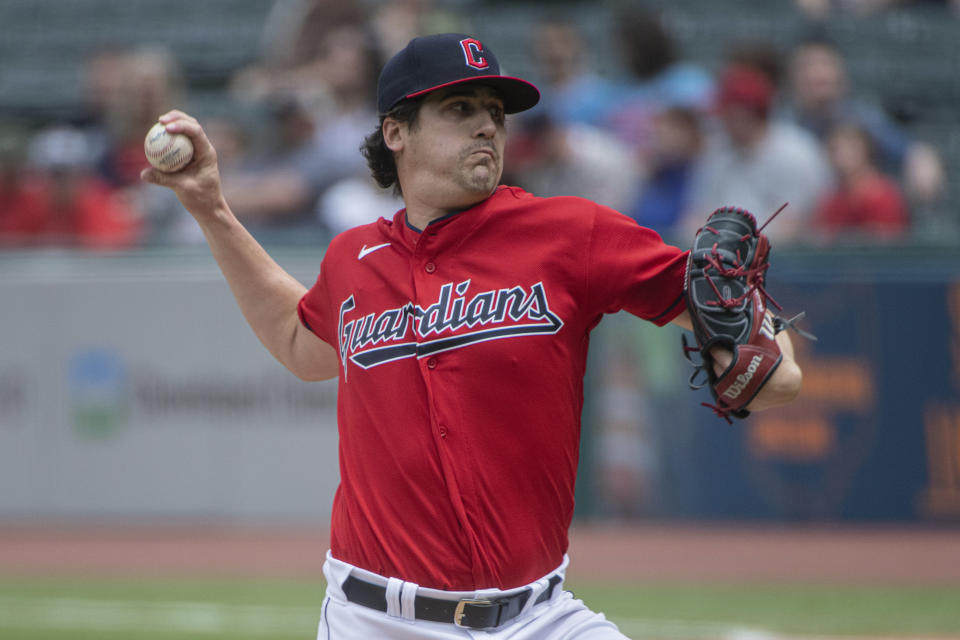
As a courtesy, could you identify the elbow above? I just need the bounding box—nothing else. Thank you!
[291,369,320,382]
[283,320,341,382]
[289,363,339,382]
[283,359,340,382]
[773,358,802,404]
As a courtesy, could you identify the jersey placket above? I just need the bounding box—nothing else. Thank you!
[409,225,487,584]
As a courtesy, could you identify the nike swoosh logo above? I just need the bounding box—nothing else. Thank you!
[358,243,391,260]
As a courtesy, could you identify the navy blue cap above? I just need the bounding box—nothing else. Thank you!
[377,33,540,114]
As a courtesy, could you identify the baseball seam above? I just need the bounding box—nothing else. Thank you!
[146,127,192,171]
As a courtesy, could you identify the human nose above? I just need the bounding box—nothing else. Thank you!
[473,111,498,138]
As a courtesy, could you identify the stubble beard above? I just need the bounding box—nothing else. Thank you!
[454,144,501,195]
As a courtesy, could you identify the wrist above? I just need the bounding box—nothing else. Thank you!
[192,196,238,232]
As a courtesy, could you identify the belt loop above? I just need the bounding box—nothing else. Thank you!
[520,577,548,617]
[385,577,404,618]
[399,580,419,622]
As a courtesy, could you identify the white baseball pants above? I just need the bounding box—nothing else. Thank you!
[317,551,629,639]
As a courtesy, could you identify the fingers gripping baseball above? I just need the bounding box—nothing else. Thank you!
[140,111,226,216]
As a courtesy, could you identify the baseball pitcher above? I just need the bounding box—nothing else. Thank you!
[142,33,803,640]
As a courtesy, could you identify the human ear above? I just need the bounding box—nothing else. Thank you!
[383,118,405,153]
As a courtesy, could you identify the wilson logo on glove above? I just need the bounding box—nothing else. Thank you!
[722,354,764,400]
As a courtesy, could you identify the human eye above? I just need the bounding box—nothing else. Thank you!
[447,100,472,115]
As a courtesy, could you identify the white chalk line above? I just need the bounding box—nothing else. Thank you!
[615,616,779,639]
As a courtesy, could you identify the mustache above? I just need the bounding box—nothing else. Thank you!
[462,142,498,157]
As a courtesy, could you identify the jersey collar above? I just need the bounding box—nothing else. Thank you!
[383,186,513,250]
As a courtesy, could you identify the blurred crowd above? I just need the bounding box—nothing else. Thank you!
[0,0,951,251]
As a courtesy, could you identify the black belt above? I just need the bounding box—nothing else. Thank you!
[341,573,563,629]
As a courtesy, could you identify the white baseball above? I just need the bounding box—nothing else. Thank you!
[144,122,194,173]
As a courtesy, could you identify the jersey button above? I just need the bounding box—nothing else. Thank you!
[438,425,448,438]
[424,262,436,273]
[426,357,438,369]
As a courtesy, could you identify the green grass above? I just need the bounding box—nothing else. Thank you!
[0,576,327,606]
[0,577,958,639]
[572,583,960,636]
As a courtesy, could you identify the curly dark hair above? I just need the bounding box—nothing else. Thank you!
[360,98,424,197]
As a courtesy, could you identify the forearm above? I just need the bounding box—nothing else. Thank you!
[747,330,801,411]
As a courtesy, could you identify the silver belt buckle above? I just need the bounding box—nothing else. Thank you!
[453,598,494,628]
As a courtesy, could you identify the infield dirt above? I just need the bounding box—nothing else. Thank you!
[0,522,957,585]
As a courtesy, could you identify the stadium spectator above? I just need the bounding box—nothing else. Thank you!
[0,124,38,246]
[682,65,832,242]
[226,24,381,239]
[219,95,329,240]
[308,24,382,186]
[73,47,191,245]
[1,126,143,249]
[231,0,458,108]
[782,36,945,205]
[315,173,403,237]
[626,106,704,241]
[229,0,367,105]
[368,0,467,65]
[92,48,185,189]
[813,123,910,241]
[600,7,713,165]
[725,39,786,95]
[529,19,619,127]
[73,48,129,170]
[502,113,639,212]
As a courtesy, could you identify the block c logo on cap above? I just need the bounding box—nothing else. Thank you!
[459,38,489,70]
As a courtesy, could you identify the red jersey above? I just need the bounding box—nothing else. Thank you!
[298,186,687,590]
